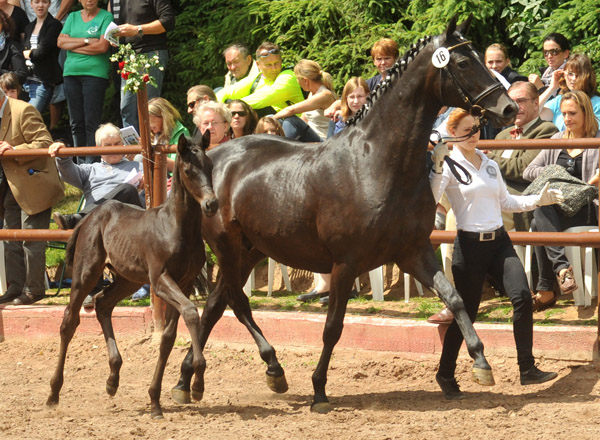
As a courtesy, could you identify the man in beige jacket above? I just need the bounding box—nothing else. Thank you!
[0,89,64,305]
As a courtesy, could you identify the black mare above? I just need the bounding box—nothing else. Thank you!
[174,17,518,412]
[46,134,218,419]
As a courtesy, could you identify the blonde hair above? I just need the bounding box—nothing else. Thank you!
[340,77,369,121]
[255,116,284,136]
[187,84,217,102]
[95,123,122,146]
[293,59,334,92]
[560,90,599,138]
[485,43,511,67]
[148,97,182,144]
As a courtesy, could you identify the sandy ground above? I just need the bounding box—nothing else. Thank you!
[0,333,599,440]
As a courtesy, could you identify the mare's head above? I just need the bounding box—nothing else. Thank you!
[431,16,517,126]
[176,132,218,216]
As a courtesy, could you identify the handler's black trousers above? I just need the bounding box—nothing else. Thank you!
[438,228,535,378]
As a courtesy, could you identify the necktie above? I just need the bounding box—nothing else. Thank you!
[510,126,523,139]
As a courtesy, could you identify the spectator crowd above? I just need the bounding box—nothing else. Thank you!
[0,2,598,328]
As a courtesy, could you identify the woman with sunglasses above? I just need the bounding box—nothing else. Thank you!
[539,53,600,130]
[529,33,570,98]
[228,99,257,138]
[524,90,600,311]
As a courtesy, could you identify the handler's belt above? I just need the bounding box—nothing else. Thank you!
[458,227,505,242]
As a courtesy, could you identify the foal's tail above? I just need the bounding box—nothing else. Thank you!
[64,221,84,268]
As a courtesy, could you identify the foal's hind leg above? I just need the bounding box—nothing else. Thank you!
[401,246,494,385]
[94,277,143,396]
[47,256,106,406]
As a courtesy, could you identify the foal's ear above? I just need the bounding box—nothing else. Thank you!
[177,134,192,158]
[200,130,211,152]
[456,14,473,36]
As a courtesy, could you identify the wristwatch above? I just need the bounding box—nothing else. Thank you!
[137,25,143,36]
[84,38,89,45]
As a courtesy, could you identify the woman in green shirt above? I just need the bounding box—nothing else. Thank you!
[58,0,111,163]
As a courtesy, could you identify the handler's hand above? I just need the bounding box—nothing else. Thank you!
[536,182,564,206]
[432,141,448,174]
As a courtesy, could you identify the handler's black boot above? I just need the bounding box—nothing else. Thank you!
[520,366,558,385]
[436,373,465,400]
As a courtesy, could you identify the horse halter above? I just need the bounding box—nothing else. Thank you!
[433,37,505,121]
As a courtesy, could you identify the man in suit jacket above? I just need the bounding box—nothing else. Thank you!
[0,89,64,305]
[488,81,558,231]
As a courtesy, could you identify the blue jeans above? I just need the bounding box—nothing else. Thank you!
[120,49,168,132]
[64,75,108,163]
[25,80,55,114]
[281,115,322,142]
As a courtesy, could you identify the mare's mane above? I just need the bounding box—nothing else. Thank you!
[346,35,436,127]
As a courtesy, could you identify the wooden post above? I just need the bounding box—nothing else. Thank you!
[136,83,166,331]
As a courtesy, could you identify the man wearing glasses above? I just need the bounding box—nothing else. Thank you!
[217,42,304,119]
[528,33,570,98]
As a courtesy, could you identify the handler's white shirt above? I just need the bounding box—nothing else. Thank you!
[430,149,539,232]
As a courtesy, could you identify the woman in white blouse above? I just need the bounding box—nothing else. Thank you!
[429,108,561,400]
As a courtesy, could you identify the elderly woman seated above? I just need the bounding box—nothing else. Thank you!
[49,122,144,230]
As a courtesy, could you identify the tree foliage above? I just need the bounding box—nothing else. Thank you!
[165,0,600,116]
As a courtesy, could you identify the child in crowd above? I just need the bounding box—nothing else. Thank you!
[255,116,285,136]
[0,71,23,99]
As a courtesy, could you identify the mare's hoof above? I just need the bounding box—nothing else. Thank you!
[170,387,191,405]
[266,372,288,394]
[310,402,332,414]
[191,390,204,402]
[106,383,118,396]
[472,367,495,386]
[46,396,59,407]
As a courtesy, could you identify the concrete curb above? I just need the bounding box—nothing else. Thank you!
[0,305,597,361]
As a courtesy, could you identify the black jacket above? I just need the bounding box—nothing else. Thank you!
[500,66,527,84]
[23,14,63,85]
[0,39,27,84]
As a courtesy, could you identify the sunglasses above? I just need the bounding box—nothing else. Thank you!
[231,110,247,117]
[258,48,280,58]
[566,158,576,174]
[543,48,563,57]
[187,99,200,109]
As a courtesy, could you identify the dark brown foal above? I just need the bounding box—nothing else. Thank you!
[46,133,218,419]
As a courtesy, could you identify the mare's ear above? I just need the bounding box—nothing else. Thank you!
[456,14,473,36]
[176,134,191,157]
[200,130,211,151]
[444,15,458,39]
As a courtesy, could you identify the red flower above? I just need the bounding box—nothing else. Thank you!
[121,72,129,79]
[118,61,125,70]
[142,74,150,83]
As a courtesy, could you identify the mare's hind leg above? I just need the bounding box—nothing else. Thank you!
[310,263,355,413]
[400,246,494,385]
[47,253,106,406]
[94,276,143,397]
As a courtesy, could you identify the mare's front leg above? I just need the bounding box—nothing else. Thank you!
[404,246,494,385]
[94,277,143,396]
[310,263,356,413]
[148,304,181,419]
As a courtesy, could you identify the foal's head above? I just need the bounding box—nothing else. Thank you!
[176,132,218,216]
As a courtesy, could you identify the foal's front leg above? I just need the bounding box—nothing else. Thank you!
[154,274,207,407]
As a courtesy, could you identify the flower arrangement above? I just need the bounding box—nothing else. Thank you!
[110,43,163,94]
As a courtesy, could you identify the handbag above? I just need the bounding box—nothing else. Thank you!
[523,164,598,217]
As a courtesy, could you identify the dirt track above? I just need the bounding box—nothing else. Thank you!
[0,333,599,440]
